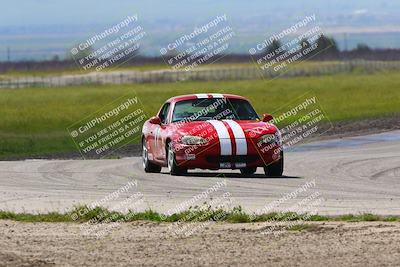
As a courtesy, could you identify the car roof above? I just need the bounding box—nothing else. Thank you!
[166,93,247,103]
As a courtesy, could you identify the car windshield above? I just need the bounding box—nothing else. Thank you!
[172,98,259,122]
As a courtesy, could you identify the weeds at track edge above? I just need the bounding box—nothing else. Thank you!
[0,205,399,223]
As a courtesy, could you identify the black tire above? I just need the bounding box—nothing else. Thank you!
[167,142,187,176]
[264,151,284,177]
[142,140,161,173]
[240,167,257,175]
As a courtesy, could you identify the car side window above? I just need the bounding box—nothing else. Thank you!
[158,103,170,124]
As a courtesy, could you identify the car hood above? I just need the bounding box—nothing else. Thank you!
[171,120,278,139]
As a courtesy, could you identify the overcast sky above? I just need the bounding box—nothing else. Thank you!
[2,0,399,27]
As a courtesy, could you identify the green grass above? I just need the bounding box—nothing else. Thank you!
[1,205,399,223]
[1,70,400,159]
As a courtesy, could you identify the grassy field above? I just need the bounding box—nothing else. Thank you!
[1,70,400,159]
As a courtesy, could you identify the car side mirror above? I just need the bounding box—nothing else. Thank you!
[262,113,274,123]
[149,116,161,125]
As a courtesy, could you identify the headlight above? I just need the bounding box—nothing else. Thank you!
[181,135,208,145]
[257,133,277,145]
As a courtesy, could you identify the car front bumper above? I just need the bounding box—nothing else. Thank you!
[173,140,282,170]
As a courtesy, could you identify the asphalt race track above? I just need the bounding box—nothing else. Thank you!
[1,131,399,215]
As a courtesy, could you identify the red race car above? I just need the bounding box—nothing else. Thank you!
[141,93,283,176]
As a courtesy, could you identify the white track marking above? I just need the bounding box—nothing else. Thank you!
[207,120,232,155]
[223,120,248,155]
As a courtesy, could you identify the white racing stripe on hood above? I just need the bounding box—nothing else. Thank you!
[195,94,209,98]
[210,93,224,98]
[223,120,247,155]
[207,120,232,156]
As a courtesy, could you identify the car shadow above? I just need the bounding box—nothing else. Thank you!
[160,171,301,179]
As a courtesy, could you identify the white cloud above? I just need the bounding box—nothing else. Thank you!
[353,9,368,15]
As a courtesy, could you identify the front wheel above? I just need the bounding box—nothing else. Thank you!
[264,151,284,177]
[142,140,161,173]
[167,143,187,176]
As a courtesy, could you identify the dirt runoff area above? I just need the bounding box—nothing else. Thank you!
[1,221,399,267]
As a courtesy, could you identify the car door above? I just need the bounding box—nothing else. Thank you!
[154,102,171,160]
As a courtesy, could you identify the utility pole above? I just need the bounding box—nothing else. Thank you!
[7,47,10,61]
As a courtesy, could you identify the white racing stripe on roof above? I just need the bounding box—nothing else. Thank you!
[195,94,209,98]
[223,120,247,155]
[210,93,224,98]
[207,120,232,156]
